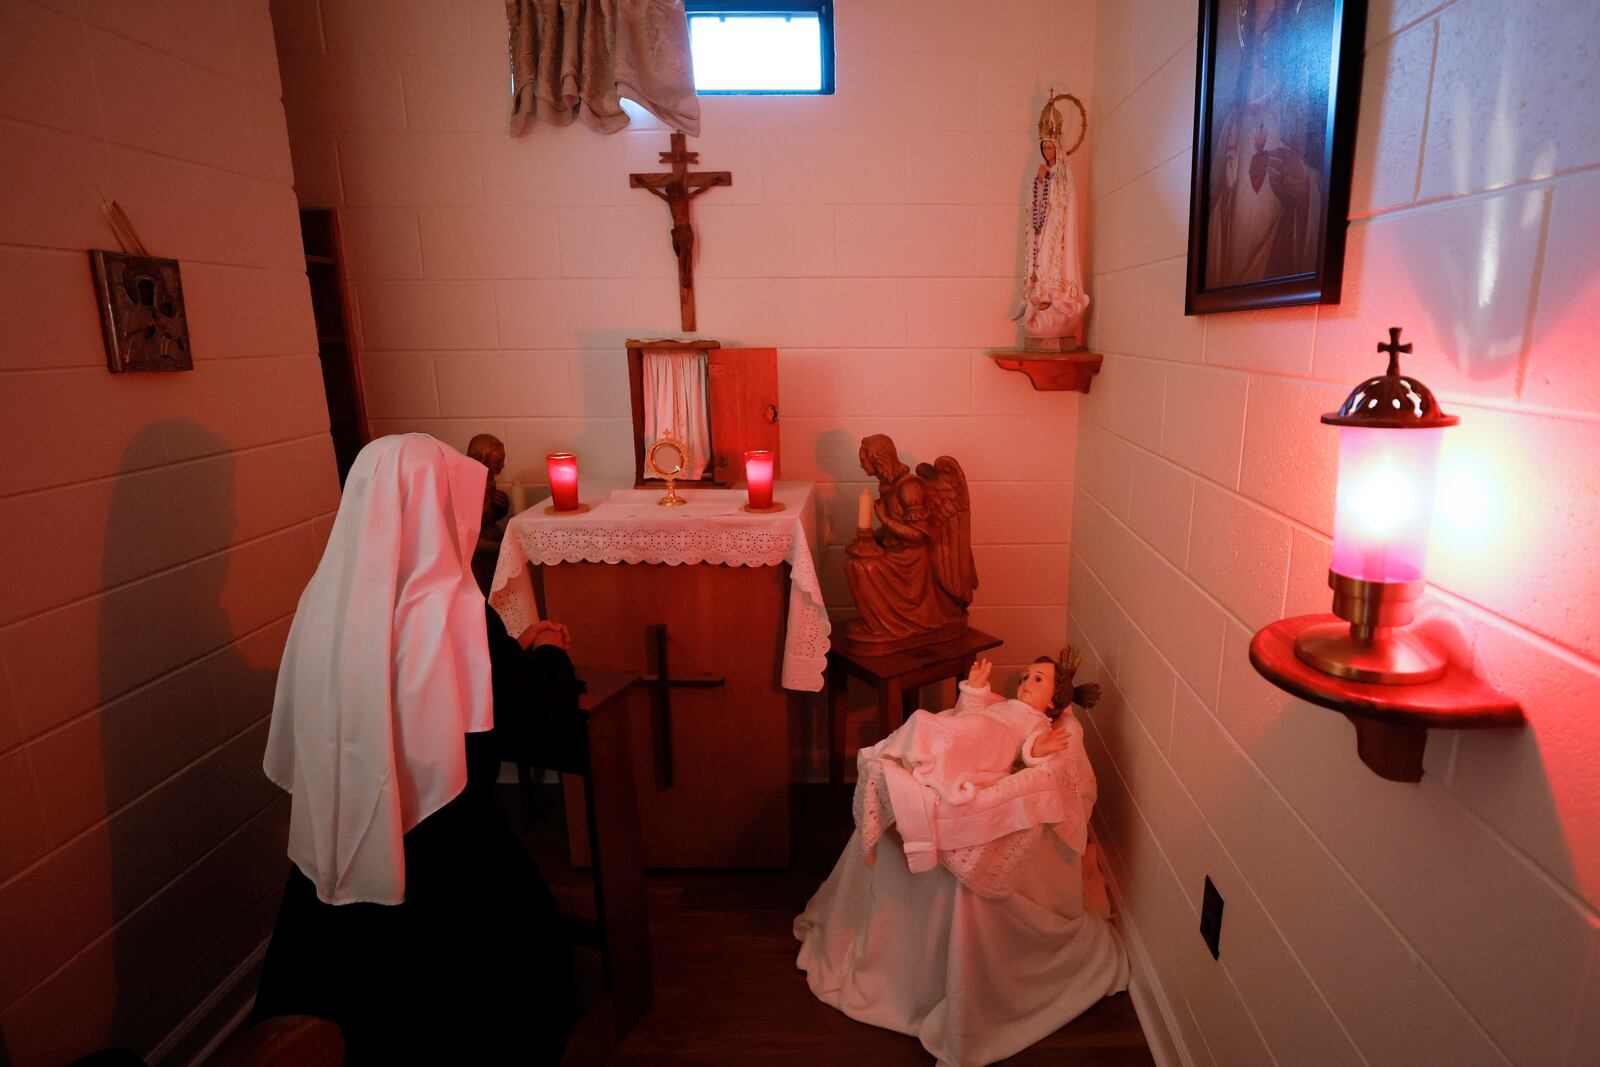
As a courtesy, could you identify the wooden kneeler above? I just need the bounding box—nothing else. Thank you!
[513,667,652,1055]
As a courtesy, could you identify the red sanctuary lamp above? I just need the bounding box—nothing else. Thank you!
[1297,327,1456,683]
[1247,328,1522,783]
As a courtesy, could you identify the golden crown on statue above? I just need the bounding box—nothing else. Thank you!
[1036,90,1087,155]
[1038,99,1064,144]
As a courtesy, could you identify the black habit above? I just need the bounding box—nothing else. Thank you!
[253,608,585,1065]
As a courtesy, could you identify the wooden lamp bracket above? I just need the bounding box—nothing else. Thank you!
[1248,615,1523,782]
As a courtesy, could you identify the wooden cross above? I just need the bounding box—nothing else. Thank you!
[642,623,725,790]
[629,132,731,331]
[1378,326,1412,374]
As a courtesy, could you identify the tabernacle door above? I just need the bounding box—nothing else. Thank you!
[705,347,779,485]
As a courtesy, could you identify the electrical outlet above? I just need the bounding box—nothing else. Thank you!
[1200,876,1224,959]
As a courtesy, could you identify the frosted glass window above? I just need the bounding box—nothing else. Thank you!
[687,4,834,95]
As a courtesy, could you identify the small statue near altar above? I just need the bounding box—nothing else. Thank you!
[467,433,510,524]
[468,432,510,594]
[839,434,978,656]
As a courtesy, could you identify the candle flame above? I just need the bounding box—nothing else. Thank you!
[1342,463,1418,537]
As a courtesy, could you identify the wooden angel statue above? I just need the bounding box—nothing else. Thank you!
[839,434,978,655]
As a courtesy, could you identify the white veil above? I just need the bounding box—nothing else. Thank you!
[264,434,492,905]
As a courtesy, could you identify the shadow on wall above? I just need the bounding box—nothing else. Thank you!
[812,428,864,484]
[0,423,290,1064]
[812,428,933,485]
[1371,1,1592,388]
[1390,12,1598,907]
[1413,1,1594,383]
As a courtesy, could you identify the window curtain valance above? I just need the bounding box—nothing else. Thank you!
[507,0,701,136]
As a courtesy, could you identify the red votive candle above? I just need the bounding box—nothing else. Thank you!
[744,450,775,510]
[546,453,580,511]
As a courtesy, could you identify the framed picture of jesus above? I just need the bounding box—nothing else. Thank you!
[1184,0,1366,315]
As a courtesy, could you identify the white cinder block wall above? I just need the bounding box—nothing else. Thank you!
[0,1,337,1063]
[1078,1,1600,1065]
[272,0,1099,752]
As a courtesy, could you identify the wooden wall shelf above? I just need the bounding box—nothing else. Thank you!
[1249,615,1523,782]
[987,350,1103,393]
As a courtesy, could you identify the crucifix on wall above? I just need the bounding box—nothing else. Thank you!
[629,131,731,331]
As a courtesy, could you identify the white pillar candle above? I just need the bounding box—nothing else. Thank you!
[858,487,872,530]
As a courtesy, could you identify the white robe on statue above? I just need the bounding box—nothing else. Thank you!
[796,703,1130,1067]
[1019,151,1089,342]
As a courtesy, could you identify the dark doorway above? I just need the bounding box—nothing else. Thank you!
[300,209,368,484]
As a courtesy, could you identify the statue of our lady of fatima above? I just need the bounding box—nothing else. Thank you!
[1016,92,1088,349]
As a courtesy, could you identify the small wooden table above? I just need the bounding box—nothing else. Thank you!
[827,627,1003,788]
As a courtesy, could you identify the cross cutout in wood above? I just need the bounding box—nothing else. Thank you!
[642,623,725,790]
[629,132,731,331]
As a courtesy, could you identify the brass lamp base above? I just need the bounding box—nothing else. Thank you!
[1293,620,1446,684]
[1292,571,1444,685]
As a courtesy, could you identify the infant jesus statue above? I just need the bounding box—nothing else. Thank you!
[796,648,1124,1067]
[862,648,1101,868]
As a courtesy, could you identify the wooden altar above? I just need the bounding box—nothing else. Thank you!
[491,484,828,870]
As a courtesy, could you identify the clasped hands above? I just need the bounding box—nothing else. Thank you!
[518,619,572,652]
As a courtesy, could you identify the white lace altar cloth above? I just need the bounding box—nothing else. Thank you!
[488,483,830,691]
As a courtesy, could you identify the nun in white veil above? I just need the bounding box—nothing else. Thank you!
[254,434,577,1065]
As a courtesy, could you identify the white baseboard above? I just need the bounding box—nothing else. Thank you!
[1103,863,1196,1067]
[151,938,268,1067]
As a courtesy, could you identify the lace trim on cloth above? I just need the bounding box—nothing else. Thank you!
[854,737,1086,900]
[487,486,830,692]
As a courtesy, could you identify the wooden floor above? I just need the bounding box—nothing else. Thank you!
[508,784,1154,1066]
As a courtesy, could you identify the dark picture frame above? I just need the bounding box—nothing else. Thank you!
[1184,0,1366,315]
[89,250,194,372]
